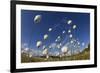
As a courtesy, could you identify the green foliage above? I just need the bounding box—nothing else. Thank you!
[21,44,90,63]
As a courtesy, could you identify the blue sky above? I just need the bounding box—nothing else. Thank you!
[21,9,90,55]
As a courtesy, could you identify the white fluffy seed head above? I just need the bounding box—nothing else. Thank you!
[69,34,72,38]
[34,15,41,23]
[67,20,72,24]
[44,34,48,40]
[48,28,52,32]
[73,25,77,29]
[42,49,48,55]
[36,41,42,48]
[61,46,68,53]
[68,29,71,33]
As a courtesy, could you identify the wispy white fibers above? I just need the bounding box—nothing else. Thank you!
[50,43,57,49]
[55,36,61,42]
[57,36,61,42]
